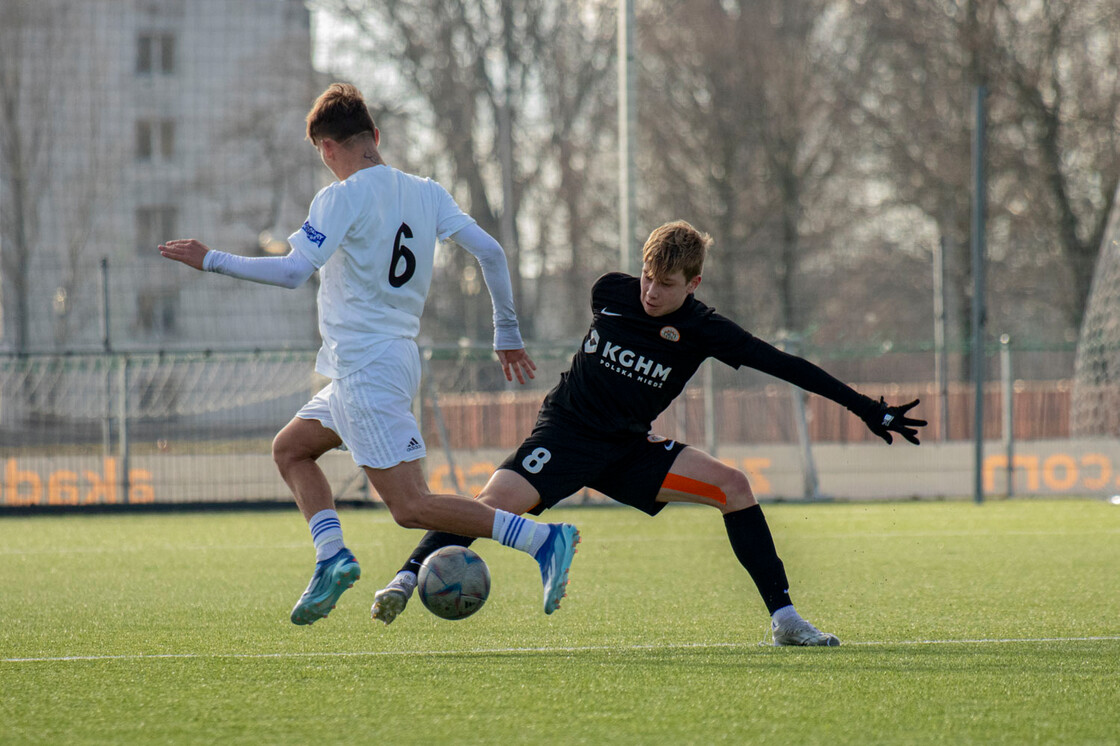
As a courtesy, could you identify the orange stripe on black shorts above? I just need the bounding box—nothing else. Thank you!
[661,473,727,504]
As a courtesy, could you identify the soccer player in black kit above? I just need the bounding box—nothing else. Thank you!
[371,220,926,645]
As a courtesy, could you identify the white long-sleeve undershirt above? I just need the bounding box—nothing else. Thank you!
[202,248,316,289]
[201,222,523,350]
[448,223,523,351]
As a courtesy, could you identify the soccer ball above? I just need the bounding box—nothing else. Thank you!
[417,545,491,620]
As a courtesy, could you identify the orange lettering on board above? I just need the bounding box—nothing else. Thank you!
[5,459,43,506]
[1080,454,1111,491]
[48,470,81,506]
[743,458,772,495]
[466,462,496,495]
[984,455,1040,492]
[1042,454,1078,491]
[129,470,155,503]
[83,458,118,504]
[428,464,451,494]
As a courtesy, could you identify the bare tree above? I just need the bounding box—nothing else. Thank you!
[641,0,868,336]
[837,0,992,370]
[988,0,1120,329]
[310,0,620,342]
[521,1,617,334]
[312,0,530,340]
[845,0,1120,358]
[640,0,763,323]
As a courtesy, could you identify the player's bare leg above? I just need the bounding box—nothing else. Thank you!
[657,447,839,647]
[372,468,577,623]
[274,417,361,625]
[273,416,343,519]
[363,460,517,534]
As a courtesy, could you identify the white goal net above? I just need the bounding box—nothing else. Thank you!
[1072,183,1120,436]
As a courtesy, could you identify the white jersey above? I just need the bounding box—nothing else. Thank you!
[287,165,475,378]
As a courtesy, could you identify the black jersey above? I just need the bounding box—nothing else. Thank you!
[538,272,872,436]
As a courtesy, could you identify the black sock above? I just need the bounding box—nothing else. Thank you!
[723,505,792,615]
[400,531,475,576]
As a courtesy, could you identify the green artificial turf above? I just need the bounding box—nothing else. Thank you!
[2,500,1118,744]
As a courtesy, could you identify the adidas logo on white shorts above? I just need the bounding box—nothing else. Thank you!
[405,437,422,453]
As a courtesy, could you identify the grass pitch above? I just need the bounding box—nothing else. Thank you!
[2,500,1118,744]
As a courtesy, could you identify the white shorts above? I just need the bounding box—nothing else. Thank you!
[296,338,426,469]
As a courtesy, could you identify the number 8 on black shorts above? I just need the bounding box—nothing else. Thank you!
[499,420,689,517]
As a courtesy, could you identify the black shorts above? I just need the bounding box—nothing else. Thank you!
[498,420,689,516]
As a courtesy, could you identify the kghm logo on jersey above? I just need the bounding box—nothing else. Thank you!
[660,326,680,342]
[301,221,326,247]
[583,329,600,354]
[584,329,671,387]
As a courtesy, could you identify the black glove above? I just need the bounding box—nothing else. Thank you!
[858,397,926,445]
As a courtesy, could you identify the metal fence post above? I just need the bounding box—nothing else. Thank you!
[118,355,130,503]
[933,235,950,441]
[703,360,717,457]
[422,348,464,495]
[971,84,988,505]
[782,334,821,500]
[100,258,112,457]
[1001,335,1013,498]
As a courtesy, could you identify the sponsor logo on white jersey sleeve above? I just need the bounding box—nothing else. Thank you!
[301,221,326,247]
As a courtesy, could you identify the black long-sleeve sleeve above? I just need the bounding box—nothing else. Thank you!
[736,336,878,418]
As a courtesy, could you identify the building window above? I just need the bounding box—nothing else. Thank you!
[136,119,175,161]
[137,33,175,74]
[160,120,175,159]
[136,288,178,335]
[136,205,177,253]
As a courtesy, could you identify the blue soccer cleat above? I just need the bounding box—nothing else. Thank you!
[535,523,580,614]
[290,548,361,625]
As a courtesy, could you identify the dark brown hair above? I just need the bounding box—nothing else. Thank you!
[305,83,376,145]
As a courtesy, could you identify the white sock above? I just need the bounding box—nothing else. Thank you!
[771,604,801,627]
[308,509,345,562]
[391,570,417,591]
[492,510,551,555]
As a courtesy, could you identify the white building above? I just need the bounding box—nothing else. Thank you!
[1,0,325,353]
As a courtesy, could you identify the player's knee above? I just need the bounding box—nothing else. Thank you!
[384,497,427,529]
[273,430,335,475]
[721,469,756,511]
[271,434,299,473]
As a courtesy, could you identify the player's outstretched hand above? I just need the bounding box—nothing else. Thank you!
[159,239,210,271]
[497,348,537,385]
[860,397,926,445]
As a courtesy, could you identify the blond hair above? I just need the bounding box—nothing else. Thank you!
[641,220,712,281]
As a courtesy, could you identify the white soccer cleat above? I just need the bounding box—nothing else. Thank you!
[371,575,415,625]
[771,618,841,647]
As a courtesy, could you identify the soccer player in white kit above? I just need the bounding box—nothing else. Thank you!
[160,83,579,625]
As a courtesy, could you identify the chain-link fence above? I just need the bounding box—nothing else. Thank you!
[5,1,1119,509]
[2,336,1108,509]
